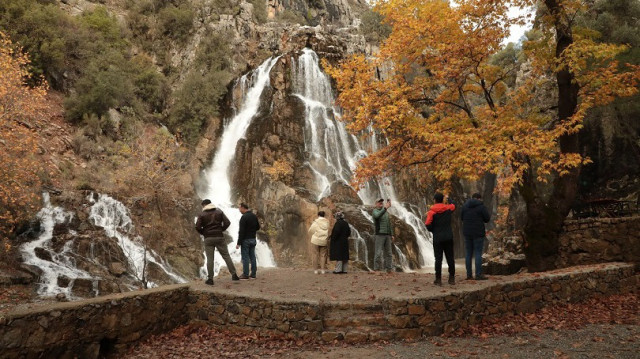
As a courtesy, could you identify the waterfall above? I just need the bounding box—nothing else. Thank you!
[88,193,186,285]
[20,193,93,297]
[293,48,434,268]
[350,225,370,267]
[199,56,279,276]
[20,193,186,298]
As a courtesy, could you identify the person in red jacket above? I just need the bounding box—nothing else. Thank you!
[425,192,456,285]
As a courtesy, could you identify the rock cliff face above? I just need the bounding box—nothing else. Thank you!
[199,25,424,270]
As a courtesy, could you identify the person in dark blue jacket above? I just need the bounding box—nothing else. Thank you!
[461,193,491,280]
[236,203,260,279]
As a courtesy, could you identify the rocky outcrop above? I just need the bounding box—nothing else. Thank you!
[267,0,368,26]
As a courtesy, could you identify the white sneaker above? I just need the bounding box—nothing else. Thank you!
[314,270,319,274]
[321,270,326,274]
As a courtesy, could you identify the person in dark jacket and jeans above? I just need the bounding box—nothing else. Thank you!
[236,203,260,279]
[195,199,239,285]
[425,192,456,285]
[461,193,491,280]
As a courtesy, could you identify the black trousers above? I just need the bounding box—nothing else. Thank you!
[433,240,455,278]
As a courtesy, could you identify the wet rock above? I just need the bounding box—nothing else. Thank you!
[33,247,53,262]
[108,262,127,277]
[57,275,70,288]
[71,278,95,298]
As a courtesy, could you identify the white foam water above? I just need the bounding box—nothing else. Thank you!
[199,57,280,276]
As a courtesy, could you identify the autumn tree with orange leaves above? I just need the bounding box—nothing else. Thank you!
[326,0,640,271]
[0,33,51,258]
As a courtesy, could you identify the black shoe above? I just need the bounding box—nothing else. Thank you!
[448,276,455,285]
[250,274,256,279]
[466,275,473,280]
[333,271,341,274]
[475,275,489,280]
[239,275,250,280]
[205,278,214,285]
[340,271,347,274]
[232,274,240,281]
[434,277,442,286]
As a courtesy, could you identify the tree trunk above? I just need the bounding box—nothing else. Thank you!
[521,0,582,272]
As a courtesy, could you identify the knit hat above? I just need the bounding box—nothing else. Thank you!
[334,211,345,219]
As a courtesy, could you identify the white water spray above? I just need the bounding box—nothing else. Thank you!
[88,193,186,285]
[200,57,280,276]
[20,193,93,297]
[293,48,434,268]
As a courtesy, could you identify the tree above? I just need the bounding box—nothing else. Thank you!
[118,127,189,216]
[0,33,50,256]
[326,0,639,271]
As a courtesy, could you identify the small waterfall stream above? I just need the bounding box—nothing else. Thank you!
[88,193,186,285]
[20,193,185,298]
[293,48,434,268]
[199,56,279,276]
[20,193,92,297]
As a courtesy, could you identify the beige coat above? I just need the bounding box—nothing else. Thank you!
[308,217,330,246]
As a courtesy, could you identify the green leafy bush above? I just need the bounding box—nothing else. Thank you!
[168,32,232,145]
[64,49,135,123]
[359,9,391,43]
[157,4,194,41]
[276,9,307,25]
[249,0,268,23]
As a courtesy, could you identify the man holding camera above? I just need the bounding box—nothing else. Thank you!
[372,198,394,273]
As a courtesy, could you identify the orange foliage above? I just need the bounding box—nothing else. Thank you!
[325,0,640,194]
[0,33,50,246]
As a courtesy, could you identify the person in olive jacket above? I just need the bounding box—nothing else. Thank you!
[329,211,351,274]
[425,192,456,285]
[195,199,238,285]
[461,193,491,280]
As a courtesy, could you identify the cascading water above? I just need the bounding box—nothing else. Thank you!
[199,57,279,276]
[88,193,186,285]
[293,48,434,268]
[20,193,94,297]
[20,193,186,298]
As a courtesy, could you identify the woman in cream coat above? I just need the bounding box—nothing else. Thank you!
[308,211,330,274]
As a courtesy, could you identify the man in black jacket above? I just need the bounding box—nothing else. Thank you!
[461,193,491,280]
[425,192,456,285]
[236,203,260,279]
[195,199,239,285]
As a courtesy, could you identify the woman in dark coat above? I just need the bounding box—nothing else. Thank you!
[329,211,351,274]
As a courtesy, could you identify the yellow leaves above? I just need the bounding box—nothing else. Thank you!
[264,159,293,182]
[329,1,639,195]
[0,32,51,242]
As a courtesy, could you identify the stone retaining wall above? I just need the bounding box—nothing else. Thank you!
[558,216,640,267]
[0,284,190,359]
[1,264,637,358]
[187,263,638,343]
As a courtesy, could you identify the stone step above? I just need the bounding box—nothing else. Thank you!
[323,312,387,328]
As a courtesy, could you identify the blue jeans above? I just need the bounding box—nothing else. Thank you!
[465,236,485,278]
[241,238,257,277]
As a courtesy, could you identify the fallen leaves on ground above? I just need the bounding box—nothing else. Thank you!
[123,325,323,358]
[448,293,638,338]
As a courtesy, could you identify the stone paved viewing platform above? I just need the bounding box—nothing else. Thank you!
[0,263,637,358]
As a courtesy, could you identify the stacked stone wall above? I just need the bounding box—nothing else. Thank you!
[187,263,638,343]
[1,264,637,358]
[0,284,190,359]
[558,216,640,267]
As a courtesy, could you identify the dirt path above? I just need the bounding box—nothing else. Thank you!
[283,324,639,358]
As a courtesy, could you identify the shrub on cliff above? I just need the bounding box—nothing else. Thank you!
[168,32,232,146]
